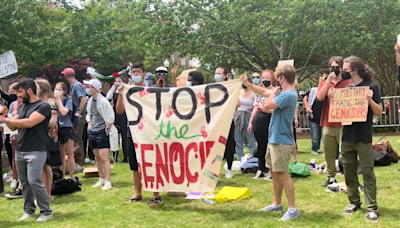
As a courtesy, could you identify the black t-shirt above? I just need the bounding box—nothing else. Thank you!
[342,80,381,144]
[16,100,52,152]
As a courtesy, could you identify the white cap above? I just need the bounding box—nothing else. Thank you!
[156,66,168,73]
[83,79,102,91]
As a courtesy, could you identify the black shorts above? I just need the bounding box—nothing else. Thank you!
[88,129,110,149]
[58,127,77,144]
[126,137,138,171]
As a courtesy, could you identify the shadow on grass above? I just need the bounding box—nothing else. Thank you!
[112,181,131,188]
[377,207,400,220]
[52,194,87,205]
[0,212,78,227]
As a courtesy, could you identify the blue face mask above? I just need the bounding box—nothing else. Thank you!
[214,74,222,82]
[131,76,142,83]
[86,88,92,96]
[186,81,193,87]
[253,78,260,85]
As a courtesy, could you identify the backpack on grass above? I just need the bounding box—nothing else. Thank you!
[289,161,311,177]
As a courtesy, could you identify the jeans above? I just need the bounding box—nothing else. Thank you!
[310,121,323,152]
[234,120,257,161]
[16,151,52,215]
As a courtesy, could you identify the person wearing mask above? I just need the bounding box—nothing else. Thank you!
[54,82,77,178]
[62,68,88,164]
[186,71,204,86]
[341,56,381,221]
[246,70,277,179]
[234,75,257,161]
[116,63,162,206]
[0,79,53,222]
[35,79,58,201]
[303,87,322,155]
[316,56,351,187]
[84,79,114,191]
[214,67,236,178]
[106,76,129,163]
[244,65,299,221]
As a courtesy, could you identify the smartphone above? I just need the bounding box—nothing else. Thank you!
[397,34,400,44]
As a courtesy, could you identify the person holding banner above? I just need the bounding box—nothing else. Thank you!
[234,74,257,161]
[316,56,351,187]
[115,63,162,206]
[214,67,236,178]
[244,65,299,221]
[84,79,114,191]
[246,70,277,180]
[340,56,381,221]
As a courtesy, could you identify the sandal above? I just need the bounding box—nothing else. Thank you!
[126,196,142,204]
[148,196,163,207]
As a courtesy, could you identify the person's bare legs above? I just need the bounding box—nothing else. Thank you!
[66,139,75,178]
[133,171,142,197]
[271,171,284,206]
[60,143,66,175]
[42,165,53,200]
[99,149,111,181]
[276,172,296,208]
[11,139,18,181]
[93,149,104,179]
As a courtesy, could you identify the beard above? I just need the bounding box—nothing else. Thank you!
[22,94,30,103]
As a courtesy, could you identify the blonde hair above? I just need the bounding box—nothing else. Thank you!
[35,79,53,100]
[275,65,296,84]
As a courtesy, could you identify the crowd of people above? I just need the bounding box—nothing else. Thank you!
[0,52,387,222]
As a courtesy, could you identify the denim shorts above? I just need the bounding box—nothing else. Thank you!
[88,129,110,149]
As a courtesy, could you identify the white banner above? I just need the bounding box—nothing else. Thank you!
[122,80,241,192]
[0,51,18,78]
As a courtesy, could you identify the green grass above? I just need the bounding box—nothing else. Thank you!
[1,137,400,228]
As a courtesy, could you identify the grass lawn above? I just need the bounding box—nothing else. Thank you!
[1,136,400,228]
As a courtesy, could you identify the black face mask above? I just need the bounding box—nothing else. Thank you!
[331,68,340,76]
[342,71,352,80]
[9,94,17,102]
[262,80,271,87]
[242,85,247,89]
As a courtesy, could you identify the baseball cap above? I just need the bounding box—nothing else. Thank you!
[61,68,75,76]
[83,79,102,91]
[145,72,154,80]
[156,66,168,73]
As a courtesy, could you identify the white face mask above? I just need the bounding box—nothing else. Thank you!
[186,81,193,87]
[54,90,62,96]
[131,76,142,83]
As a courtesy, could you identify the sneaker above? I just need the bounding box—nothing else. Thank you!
[264,174,272,181]
[366,211,378,221]
[5,189,23,199]
[320,178,337,187]
[10,179,18,189]
[92,178,105,188]
[36,213,53,222]
[90,159,96,165]
[259,205,283,212]
[311,150,319,155]
[18,213,34,221]
[84,158,91,164]
[279,209,299,221]
[344,204,361,215]
[253,170,264,179]
[225,170,234,179]
[3,172,12,182]
[102,181,112,191]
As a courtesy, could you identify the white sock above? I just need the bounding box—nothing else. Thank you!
[329,177,336,182]
[288,208,297,213]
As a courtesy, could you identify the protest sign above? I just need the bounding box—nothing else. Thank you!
[277,59,294,67]
[0,51,18,79]
[122,80,241,192]
[328,86,369,123]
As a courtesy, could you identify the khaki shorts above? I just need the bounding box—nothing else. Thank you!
[265,144,292,172]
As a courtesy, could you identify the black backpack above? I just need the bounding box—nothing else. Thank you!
[373,150,392,166]
[62,97,78,126]
[52,177,82,195]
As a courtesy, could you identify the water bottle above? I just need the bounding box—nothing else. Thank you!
[202,199,215,205]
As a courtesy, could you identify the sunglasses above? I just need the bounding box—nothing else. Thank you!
[157,72,168,78]
[330,66,341,69]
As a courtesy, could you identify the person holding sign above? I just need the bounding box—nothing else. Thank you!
[115,63,162,206]
[246,70,277,180]
[340,56,381,221]
[245,65,299,221]
[316,56,351,187]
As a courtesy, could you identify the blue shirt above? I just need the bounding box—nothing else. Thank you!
[268,89,298,145]
[70,80,86,110]
[58,98,74,128]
